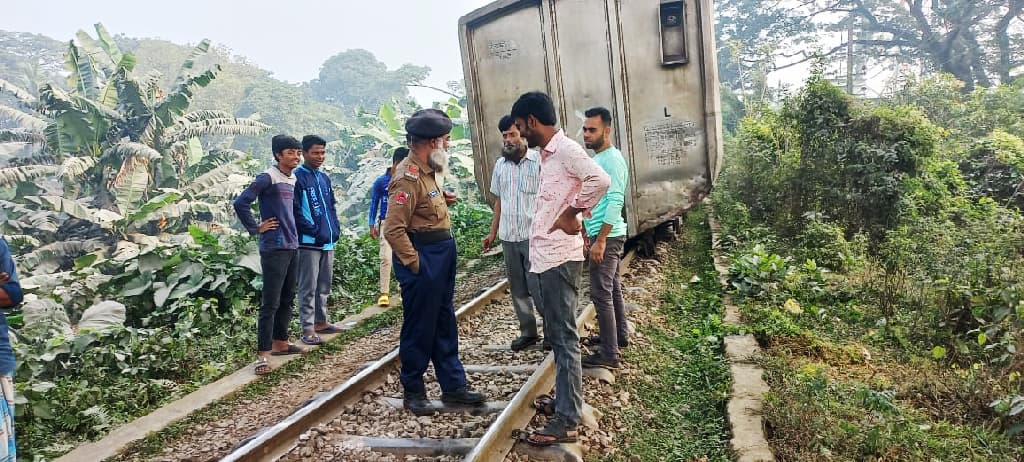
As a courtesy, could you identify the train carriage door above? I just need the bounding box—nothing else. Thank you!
[616,0,716,233]
[548,0,634,233]
[460,1,552,204]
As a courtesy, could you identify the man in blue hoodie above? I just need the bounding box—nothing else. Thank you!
[234,135,305,375]
[368,147,409,307]
[294,135,342,345]
[0,236,22,458]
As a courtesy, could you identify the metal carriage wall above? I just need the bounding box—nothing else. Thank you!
[459,0,723,237]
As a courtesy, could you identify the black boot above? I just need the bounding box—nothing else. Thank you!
[441,386,486,405]
[403,391,434,416]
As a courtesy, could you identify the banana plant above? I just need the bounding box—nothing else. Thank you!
[1,23,269,225]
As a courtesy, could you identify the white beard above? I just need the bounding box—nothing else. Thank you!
[428,148,447,173]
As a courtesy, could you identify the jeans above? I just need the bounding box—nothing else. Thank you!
[259,249,297,352]
[535,261,583,427]
[501,240,541,337]
[0,315,13,376]
[297,248,333,331]
[589,236,628,360]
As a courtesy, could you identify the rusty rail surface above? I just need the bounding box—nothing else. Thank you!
[464,249,636,461]
[220,278,510,462]
[223,249,637,462]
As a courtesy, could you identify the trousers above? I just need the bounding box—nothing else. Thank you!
[393,238,467,394]
[258,249,297,352]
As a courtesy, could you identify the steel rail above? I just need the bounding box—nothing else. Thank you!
[220,278,510,462]
[464,249,637,461]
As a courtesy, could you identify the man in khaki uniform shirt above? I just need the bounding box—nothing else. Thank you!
[383,108,486,416]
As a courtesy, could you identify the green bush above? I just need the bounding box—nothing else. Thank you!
[795,216,863,272]
[14,297,254,458]
[727,245,827,302]
[960,130,1024,210]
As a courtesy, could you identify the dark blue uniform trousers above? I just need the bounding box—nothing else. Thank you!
[393,238,467,394]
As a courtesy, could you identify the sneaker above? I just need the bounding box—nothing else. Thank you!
[510,335,540,351]
[378,293,390,307]
[441,386,486,405]
[582,352,619,369]
[403,391,433,416]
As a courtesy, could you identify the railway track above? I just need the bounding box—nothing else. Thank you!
[221,250,636,462]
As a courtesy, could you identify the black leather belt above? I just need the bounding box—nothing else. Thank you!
[408,229,453,245]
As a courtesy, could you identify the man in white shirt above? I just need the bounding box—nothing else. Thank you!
[482,115,543,351]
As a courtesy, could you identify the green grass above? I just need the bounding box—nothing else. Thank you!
[597,209,731,462]
[761,354,1022,461]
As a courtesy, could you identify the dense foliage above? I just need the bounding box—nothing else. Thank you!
[714,73,1024,459]
[0,24,492,460]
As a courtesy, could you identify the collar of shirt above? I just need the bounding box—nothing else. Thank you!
[594,146,617,156]
[407,153,434,175]
[540,129,568,161]
[271,165,296,179]
[499,148,541,166]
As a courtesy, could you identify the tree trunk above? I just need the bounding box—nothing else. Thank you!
[996,0,1024,83]
[962,31,993,88]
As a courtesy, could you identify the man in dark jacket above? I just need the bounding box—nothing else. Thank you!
[293,135,343,345]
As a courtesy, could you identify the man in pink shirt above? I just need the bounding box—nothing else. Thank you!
[510,91,610,446]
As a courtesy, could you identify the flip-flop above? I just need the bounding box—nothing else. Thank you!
[315,324,343,334]
[254,357,271,375]
[300,334,322,346]
[270,344,304,356]
[524,421,578,447]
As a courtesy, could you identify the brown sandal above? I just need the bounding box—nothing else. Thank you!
[525,419,578,447]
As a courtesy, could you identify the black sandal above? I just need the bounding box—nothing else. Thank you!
[580,335,602,346]
[531,394,556,416]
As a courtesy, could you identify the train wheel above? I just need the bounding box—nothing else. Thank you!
[637,230,656,258]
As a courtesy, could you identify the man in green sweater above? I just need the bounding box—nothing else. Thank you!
[580,107,630,369]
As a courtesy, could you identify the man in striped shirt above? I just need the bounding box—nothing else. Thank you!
[482,115,542,351]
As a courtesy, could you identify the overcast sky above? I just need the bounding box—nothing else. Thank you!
[1,0,495,103]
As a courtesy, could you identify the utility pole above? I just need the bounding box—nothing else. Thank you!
[846,18,855,94]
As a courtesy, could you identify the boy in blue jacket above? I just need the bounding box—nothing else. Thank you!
[293,135,342,345]
[233,135,305,375]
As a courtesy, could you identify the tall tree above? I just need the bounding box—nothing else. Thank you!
[233,77,348,156]
[779,0,1024,90]
[716,0,818,98]
[310,49,429,111]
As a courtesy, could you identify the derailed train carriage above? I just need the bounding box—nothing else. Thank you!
[458,0,723,254]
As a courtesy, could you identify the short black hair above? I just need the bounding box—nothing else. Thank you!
[510,91,557,126]
[498,115,515,132]
[584,107,612,126]
[302,135,327,152]
[272,134,301,159]
[392,146,409,165]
